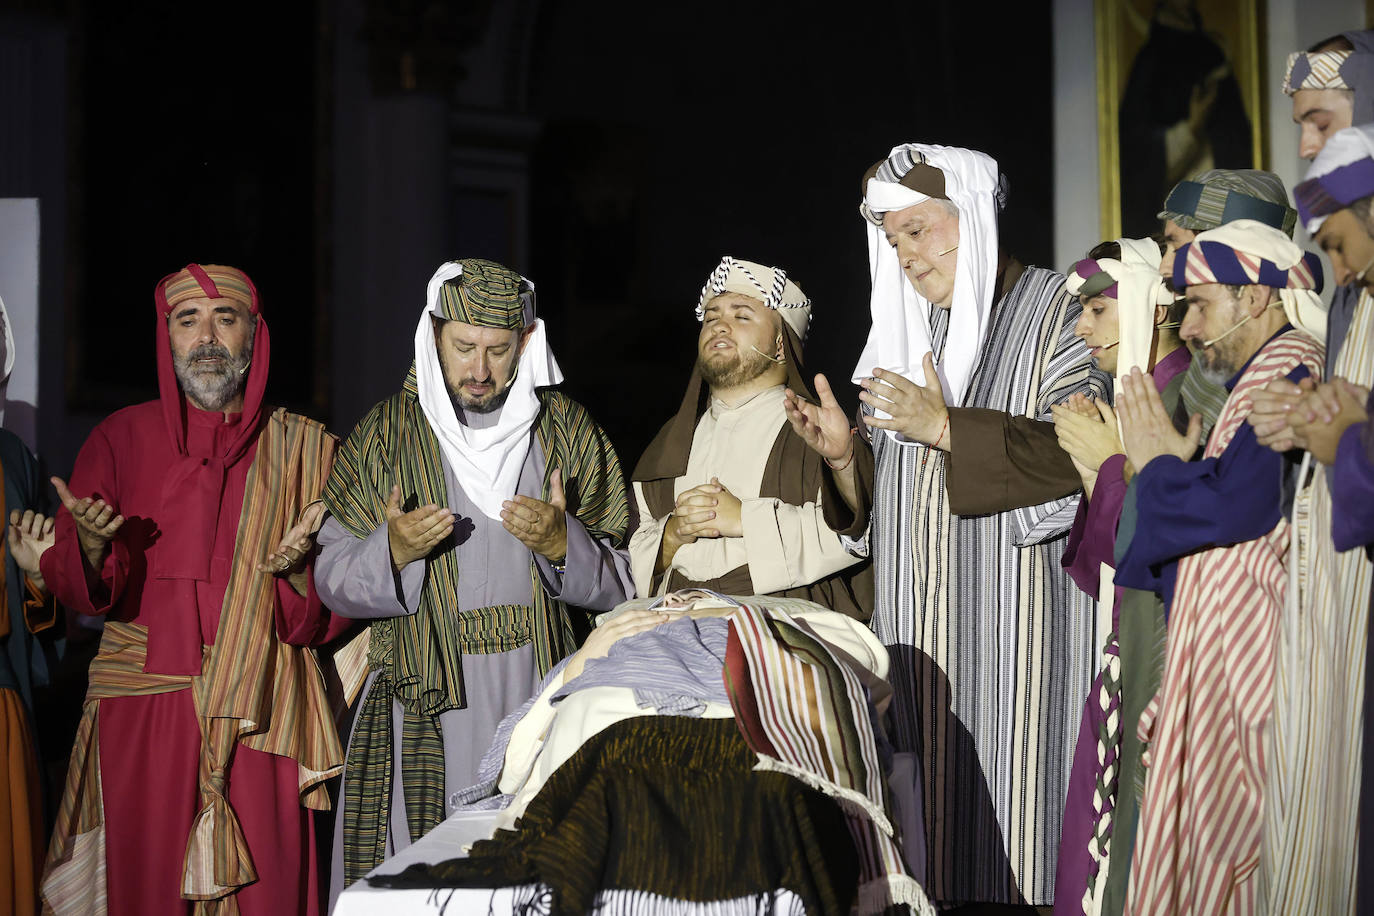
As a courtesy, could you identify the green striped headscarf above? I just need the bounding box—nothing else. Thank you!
[435,258,534,329]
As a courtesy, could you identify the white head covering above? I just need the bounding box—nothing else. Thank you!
[1065,238,1173,414]
[1182,219,1328,342]
[413,261,564,520]
[852,144,1006,428]
[695,256,812,340]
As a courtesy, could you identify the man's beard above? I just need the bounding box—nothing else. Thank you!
[450,380,515,415]
[1189,307,1246,386]
[172,338,253,411]
[696,346,775,390]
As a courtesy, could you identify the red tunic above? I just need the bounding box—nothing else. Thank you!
[41,401,349,915]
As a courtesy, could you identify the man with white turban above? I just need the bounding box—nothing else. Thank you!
[629,257,870,616]
[784,143,1108,909]
[1111,221,1325,915]
[1244,122,1374,915]
[317,258,634,902]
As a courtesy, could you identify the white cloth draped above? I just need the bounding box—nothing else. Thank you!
[852,144,1003,423]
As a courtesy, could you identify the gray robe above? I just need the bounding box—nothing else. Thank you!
[318,410,633,909]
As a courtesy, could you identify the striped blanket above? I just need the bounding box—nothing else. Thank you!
[724,602,931,915]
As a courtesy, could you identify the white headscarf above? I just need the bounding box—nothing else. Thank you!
[852,144,1005,431]
[413,261,565,520]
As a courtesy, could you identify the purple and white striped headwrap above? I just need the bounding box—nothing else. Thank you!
[1294,124,1374,233]
[1174,225,1323,293]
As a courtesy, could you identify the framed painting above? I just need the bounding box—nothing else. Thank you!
[1095,0,1266,239]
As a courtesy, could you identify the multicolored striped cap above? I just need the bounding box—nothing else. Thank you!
[1284,31,1374,126]
[1294,123,1374,233]
[156,264,258,316]
[435,258,533,329]
[1157,169,1296,237]
[1174,223,1323,293]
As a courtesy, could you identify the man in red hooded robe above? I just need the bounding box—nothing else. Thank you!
[37,264,353,915]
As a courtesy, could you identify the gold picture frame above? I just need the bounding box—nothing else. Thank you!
[1095,0,1266,239]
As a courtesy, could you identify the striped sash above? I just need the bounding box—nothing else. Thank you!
[1126,330,1324,916]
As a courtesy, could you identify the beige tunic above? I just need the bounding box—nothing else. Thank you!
[628,386,860,597]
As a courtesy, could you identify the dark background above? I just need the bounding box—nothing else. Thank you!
[3,0,1055,474]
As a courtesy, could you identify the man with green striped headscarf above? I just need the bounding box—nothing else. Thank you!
[317,259,633,903]
[1157,168,1299,438]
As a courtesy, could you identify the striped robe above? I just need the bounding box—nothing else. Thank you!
[1126,329,1324,916]
[1263,291,1374,914]
[864,263,1106,905]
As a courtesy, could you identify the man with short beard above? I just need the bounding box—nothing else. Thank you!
[1111,223,1325,914]
[628,257,870,617]
[316,258,632,903]
[38,264,353,915]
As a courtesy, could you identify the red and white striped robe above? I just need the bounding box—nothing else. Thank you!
[1126,328,1324,916]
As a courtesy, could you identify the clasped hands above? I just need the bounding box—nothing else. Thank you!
[663,476,743,550]
[1050,393,1123,499]
[1249,375,1369,465]
[387,467,571,573]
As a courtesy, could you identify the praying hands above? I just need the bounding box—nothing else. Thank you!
[1287,378,1370,465]
[385,484,455,572]
[859,353,952,449]
[501,466,569,563]
[1117,368,1202,471]
[51,476,125,572]
[1051,393,1124,500]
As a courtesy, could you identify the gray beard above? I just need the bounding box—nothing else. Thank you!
[696,346,775,390]
[173,339,253,411]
